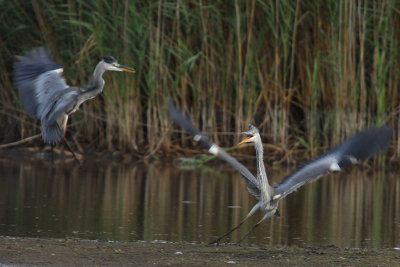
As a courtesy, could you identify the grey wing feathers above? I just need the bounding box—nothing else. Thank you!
[273,155,338,199]
[40,120,64,145]
[14,46,68,119]
[274,125,392,199]
[334,125,392,167]
[212,148,261,197]
[167,99,261,197]
[41,89,80,145]
[243,174,261,199]
[166,99,214,149]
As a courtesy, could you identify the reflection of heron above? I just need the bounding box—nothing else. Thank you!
[167,100,392,245]
[14,47,135,159]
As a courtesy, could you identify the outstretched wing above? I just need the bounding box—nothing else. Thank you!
[14,46,68,119]
[40,88,80,145]
[273,125,392,200]
[167,99,260,198]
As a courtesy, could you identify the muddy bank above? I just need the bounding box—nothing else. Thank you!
[0,236,399,266]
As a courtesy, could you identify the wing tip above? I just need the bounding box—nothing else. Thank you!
[40,122,64,145]
[14,46,62,83]
[167,99,213,149]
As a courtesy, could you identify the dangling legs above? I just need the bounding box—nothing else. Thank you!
[62,136,80,162]
[60,118,80,163]
[51,144,55,166]
[208,203,260,246]
[207,216,250,246]
[234,209,275,245]
[234,219,263,245]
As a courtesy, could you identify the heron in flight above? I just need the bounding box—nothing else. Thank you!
[166,100,392,245]
[14,46,135,159]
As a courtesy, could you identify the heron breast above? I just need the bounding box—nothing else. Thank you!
[260,198,279,212]
[56,114,69,131]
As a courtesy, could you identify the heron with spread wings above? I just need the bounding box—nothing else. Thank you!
[167,100,392,245]
[14,47,135,159]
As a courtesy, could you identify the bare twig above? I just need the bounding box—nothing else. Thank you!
[0,134,41,149]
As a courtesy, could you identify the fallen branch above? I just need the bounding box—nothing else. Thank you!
[0,134,42,149]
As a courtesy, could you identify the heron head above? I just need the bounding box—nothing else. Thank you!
[239,124,260,145]
[102,56,136,73]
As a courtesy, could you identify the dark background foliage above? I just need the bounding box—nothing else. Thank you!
[1,0,399,160]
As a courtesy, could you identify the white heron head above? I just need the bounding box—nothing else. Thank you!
[102,56,136,73]
[239,124,260,145]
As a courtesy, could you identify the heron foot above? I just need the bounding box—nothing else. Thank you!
[233,241,243,246]
[206,239,221,246]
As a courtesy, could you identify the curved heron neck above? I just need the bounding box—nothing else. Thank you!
[254,136,273,200]
[82,61,107,99]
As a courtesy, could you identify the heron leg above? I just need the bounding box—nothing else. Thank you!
[234,219,263,245]
[62,136,80,162]
[207,216,250,246]
[51,144,54,166]
[208,203,261,246]
[234,209,276,245]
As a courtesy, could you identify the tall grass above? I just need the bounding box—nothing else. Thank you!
[0,0,399,160]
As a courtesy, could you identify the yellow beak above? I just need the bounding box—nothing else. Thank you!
[117,64,136,73]
[238,136,252,145]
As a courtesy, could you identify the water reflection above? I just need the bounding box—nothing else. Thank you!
[0,156,399,248]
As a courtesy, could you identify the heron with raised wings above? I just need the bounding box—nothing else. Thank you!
[14,46,135,159]
[167,100,392,245]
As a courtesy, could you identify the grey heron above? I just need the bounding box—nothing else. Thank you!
[166,99,392,245]
[14,46,135,159]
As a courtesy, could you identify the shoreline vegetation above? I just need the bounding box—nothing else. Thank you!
[1,1,400,162]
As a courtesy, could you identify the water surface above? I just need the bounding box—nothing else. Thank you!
[0,154,399,248]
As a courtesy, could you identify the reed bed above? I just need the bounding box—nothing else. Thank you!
[1,0,399,161]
